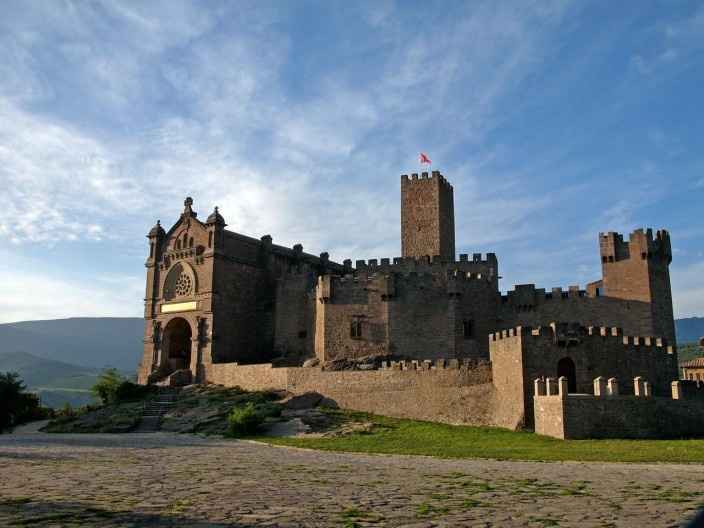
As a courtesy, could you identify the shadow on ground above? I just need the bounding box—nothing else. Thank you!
[0,498,253,527]
[0,432,228,450]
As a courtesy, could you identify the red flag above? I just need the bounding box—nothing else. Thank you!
[419,152,431,164]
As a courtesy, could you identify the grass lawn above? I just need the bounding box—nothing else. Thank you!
[260,410,704,464]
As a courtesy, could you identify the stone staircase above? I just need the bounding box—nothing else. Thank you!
[134,388,179,433]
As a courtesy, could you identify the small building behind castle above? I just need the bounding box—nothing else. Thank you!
[137,171,703,438]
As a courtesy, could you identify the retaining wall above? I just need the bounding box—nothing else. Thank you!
[203,361,499,426]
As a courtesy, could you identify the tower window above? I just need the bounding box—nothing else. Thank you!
[463,320,474,339]
[208,232,213,248]
[149,243,154,258]
[350,320,362,339]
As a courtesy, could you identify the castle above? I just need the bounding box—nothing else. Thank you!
[138,171,702,438]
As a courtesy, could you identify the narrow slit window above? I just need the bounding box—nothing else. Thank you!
[462,320,474,339]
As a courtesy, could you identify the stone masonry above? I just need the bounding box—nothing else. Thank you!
[135,170,693,438]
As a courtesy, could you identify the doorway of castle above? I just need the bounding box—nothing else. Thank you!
[557,357,577,393]
[163,317,192,374]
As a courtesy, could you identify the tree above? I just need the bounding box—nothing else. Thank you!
[0,372,42,432]
[91,368,124,405]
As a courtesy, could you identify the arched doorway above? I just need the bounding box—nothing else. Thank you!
[162,318,192,374]
[557,357,577,393]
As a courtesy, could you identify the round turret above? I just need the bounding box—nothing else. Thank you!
[148,220,165,238]
[206,206,226,226]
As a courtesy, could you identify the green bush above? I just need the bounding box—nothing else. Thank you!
[92,369,153,405]
[114,380,153,402]
[227,403,265,437]
[60,402,74,418]
[92,369,123,405]
[257,401,282,419]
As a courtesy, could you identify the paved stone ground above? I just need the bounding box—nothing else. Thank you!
[1,433,703,527]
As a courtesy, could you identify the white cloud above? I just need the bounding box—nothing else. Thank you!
[0,250,143,323]
[8,0,699,325]
[0,99,142,243]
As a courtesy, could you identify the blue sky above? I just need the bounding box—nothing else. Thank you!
[1,0,702,323]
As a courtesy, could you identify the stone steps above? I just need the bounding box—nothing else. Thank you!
[133,389,179,433]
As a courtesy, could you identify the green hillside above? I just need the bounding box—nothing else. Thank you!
[678,342,702,364]
[0,317,143,371]
[0,351,130,409]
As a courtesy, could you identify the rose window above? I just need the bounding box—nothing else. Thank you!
[175,273,193,296]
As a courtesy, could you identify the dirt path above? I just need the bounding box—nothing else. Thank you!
[1,432,702,527]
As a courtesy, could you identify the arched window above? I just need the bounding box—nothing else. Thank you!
[208,232,213,248]
[176,239,181,250]
[189,237,194,248]
[149,243,154,258]
[163,262,198,301]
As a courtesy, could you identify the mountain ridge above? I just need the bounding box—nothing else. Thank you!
[0,317,143,371]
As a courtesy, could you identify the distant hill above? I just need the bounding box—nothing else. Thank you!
[0,317,143,371]
[0,351,102,408]
[676,317,704,344]
[0,350,97,387]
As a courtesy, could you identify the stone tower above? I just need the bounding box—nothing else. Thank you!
[401,171,455,260]
[599,228,675,342]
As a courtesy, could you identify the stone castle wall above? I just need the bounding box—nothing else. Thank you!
[499,285,655,342]
[535,380,704,439]
[315,271,498,362]
[489,324,679,428]
[204,360,500,426]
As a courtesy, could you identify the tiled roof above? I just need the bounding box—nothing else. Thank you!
[681,357,704,368]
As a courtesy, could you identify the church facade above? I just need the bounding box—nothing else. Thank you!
[137,171,677,388]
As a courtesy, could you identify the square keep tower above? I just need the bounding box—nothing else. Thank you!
[401,171,455,260]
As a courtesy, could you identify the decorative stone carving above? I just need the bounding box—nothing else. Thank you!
[163,262,197,301]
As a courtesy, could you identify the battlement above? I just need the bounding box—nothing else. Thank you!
[500,284,588,304]
[534,375,704,439]
[672,380,704,401]
[380,358,489,371]
[351,254,497,274]
[489,322,675,355]
[401,170,453,189]
[599,228,672,264]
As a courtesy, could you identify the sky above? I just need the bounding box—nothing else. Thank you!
[0,0,703,323]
